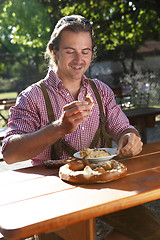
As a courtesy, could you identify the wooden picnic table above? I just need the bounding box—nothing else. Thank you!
[123,107,160,143]
[0,141,160,240]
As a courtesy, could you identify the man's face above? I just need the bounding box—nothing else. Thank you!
[55,30,92,82]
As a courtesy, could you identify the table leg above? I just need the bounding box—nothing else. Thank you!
[55,218,96,240]
[38,232,63,240]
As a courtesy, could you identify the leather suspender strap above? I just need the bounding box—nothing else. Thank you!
[37,81,60,159]
[37,81,77,159]
[89,79,105,122]
[88,79,112,148]
[37,81,55,123]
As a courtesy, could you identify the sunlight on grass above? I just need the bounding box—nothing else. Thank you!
[0,92,17,100]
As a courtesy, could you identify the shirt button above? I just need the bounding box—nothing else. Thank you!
[67,93,70,96]
[82,127,84,130]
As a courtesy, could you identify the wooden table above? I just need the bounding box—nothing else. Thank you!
[0,141,160,240]
[123,107,160,143]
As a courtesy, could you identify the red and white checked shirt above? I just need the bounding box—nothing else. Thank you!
[2,70,136,165]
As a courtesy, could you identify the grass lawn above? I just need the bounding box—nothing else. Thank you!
[0,92,17,100]
[0,92,17,127]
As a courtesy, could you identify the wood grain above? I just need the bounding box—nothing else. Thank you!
[0,142,160,239]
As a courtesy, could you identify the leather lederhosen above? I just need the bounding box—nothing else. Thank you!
[37,79,112,160]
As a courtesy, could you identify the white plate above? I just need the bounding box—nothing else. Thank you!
[73,148,117,163]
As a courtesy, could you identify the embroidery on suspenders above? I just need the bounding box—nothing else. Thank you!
[37,79,111,160]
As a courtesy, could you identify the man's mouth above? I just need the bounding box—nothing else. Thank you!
[71,66,82,70]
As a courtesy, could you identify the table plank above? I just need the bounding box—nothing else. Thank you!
[121,152,160,174]
[0,174,74,206]
[0,167,160,239]
[0,142,160,239]
[0,165,58,185]
[116,141,160,161]
[139,141,160,156]
[1,152,160,206]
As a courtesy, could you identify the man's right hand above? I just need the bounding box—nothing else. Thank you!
[3,101,92,164]
[57,101,92,134]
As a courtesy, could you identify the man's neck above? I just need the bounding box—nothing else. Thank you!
[56,72,83,100]
[64,80,82,100]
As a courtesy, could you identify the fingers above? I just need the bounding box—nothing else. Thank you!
[63,101,92,122]
[63,101,92,114]
[59,101,92,134]
[117,133,143,157]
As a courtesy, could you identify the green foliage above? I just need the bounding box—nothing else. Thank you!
[0,0,160,92]
[0,0,51,92]
[61,0,160,62]
[0,0,51,54]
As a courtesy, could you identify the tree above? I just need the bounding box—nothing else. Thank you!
[0,0,51,92]
[60,0,160,72]
[0,0,160,92]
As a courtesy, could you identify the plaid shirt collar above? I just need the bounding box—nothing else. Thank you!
[47,69,90,92]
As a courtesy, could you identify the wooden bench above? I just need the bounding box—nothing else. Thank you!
[0,127,8,142]
[0,99,16,110]
[0,99,16,126]
[0,146,3,160]
[0,127,8,160]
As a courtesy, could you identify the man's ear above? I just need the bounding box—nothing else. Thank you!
[53,49,57,58]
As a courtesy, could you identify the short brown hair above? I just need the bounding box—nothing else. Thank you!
[45,15,95,69]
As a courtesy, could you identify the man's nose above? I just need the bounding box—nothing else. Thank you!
[73,52,82,63]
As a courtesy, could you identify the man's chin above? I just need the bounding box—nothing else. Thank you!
[70,73,84,81]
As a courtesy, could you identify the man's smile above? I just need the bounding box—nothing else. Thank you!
[71,65,83,70]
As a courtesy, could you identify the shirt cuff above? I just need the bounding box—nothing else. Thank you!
[118,128,141,142]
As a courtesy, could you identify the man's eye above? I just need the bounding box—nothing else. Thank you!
[82,51,89,55]
[66,51,74,54]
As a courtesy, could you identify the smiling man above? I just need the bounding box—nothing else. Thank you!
[55,30,92,98]
[2,15,142,165]
[2,15,160,240]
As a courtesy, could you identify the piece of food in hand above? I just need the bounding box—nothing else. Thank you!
[85,93,94,109]
[80,148,110,158]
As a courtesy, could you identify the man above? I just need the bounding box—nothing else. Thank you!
[2,15,160,239]
[2,15,142,165]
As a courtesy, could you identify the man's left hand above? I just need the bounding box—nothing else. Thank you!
[116,132,143,157]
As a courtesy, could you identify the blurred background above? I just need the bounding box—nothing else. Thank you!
[0,2,160,237]
[0,0,160,127]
